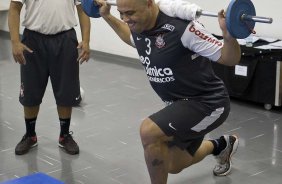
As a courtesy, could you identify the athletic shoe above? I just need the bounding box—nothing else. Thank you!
[58,132,79,155]
[213,135,239,176]
[15,134,38,155]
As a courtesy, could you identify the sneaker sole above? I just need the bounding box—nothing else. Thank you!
[215,135,239,176]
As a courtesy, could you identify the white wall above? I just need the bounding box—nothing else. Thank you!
[0,0,10,31]
[0,11,9,31]
[1,0,281,59]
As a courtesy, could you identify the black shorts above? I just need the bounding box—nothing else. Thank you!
[149,98,230,156]
[20,28,81,106]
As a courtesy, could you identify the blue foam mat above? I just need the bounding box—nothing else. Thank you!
[0,173,64,184]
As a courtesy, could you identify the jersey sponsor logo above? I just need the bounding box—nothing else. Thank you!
[155,34,166,49]
[147,76,175,83]
[139,37,174,83]
[162,24,175,32]
[139,56,175,83]
[188,24,223,46]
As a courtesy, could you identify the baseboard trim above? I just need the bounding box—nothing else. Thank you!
[90,50,141,69]
[0,30,10,38]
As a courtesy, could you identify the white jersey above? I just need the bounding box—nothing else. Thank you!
[12,0,80,34]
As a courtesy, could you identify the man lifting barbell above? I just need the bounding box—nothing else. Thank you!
[92,0,241,183]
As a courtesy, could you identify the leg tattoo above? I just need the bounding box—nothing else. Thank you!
[152,159,164,167]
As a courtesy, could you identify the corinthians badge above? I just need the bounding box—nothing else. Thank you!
[155,34,166,49]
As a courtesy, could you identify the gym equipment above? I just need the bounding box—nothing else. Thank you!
[81,0,273,39]
[81,0,116,18]
[81,0,100,18]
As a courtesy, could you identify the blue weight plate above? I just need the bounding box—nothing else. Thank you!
[226,0,256,38]
[81,0,101,18]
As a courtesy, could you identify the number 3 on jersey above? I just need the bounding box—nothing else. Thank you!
[145,38,151,55]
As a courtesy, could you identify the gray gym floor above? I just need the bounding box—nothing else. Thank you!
[0,31,282,184]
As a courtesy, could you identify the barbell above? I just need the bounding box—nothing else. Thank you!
[81,0,273,39]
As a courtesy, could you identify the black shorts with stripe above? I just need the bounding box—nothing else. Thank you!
[20,28,81,106]
[149,98,230,156]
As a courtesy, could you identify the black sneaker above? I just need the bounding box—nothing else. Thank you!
[15,134,38,155]
[58,132,79,155]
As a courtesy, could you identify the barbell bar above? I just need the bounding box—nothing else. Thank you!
[199,10,272,24]
[81,0,273,39]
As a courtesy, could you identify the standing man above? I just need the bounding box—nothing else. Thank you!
[8,0,90,155]
[95,0,240,183]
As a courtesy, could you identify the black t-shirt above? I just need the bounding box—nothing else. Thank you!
[131,11,229,106]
